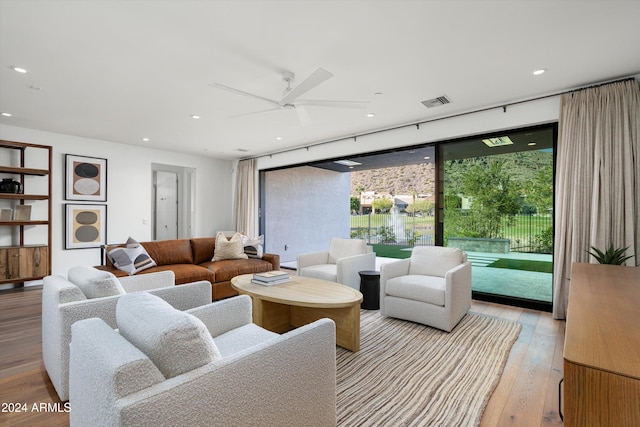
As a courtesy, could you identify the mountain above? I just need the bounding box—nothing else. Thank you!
[350,163,435,195]
[349,150,553,196]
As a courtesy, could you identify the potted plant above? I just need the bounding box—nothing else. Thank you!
[587,243,635,265]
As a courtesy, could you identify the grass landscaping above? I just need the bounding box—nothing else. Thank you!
[486,258,553,274]
[371,244,412,259]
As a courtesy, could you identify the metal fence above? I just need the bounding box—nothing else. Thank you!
[350,213,552,253]
[350,212,434,246]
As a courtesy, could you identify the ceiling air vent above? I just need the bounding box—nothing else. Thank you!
[421,95,452,109]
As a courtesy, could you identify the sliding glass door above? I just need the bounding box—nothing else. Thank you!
[439,125,555,310]
[261,124,556,310]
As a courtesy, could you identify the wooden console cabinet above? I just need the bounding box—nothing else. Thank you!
[563,262,640,426]
[0,245,48,280]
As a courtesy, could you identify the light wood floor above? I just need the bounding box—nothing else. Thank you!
[0,285,565,427]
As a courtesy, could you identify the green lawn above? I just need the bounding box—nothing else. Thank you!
[370,244,412,259]
[500,215,552,237]
[486,258,553,274]
[351,214,434,228]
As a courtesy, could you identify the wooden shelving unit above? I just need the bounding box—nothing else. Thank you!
[0,140,52,286]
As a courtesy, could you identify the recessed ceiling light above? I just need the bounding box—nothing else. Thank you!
[275,137,283,140]
[366,113,375,118]
[528,142,537,146]
[374,92,383,96]
[141,137,150,142]
[1,112,12,117]
[533,68,547,76]
[191,115,201,119]
[11,66,29,74]
[424,156,431,160]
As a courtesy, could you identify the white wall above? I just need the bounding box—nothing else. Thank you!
[0,124,234,280]
[264,166,350,263]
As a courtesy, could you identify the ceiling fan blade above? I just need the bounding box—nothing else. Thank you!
[226,107,282,119]
[295,105,312,127]
[210,83,281,107]
[279,67,333,105]
[295,99,370,109]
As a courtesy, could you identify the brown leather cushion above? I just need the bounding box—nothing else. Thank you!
[201,258,274,282]
[190,237,217,265]
[142,239,193,266]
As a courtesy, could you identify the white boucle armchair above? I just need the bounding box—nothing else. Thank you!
[42,268,211,401]
[69,293,337,427]
[380,246,472,332]
[297,237,376,289]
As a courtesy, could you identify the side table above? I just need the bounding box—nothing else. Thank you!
[358,270,380,310]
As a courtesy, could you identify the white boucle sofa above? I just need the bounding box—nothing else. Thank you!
[69,293,337,427]
[42,268,212,401]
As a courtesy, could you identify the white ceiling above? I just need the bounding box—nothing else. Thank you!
[1,0,639,160]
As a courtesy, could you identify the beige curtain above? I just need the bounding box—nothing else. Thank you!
[553,79,640,319]
[233,159,257,237]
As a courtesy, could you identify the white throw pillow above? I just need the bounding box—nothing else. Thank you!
[409,246,464,277]
[242,234,264,258]
[212,232,249,261]
[116,292,221,379]
[107,237,157,275]
[67,265,125,299]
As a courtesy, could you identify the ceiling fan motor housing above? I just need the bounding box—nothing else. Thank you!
[282,71,295,83]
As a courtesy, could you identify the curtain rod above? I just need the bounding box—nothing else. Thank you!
[243,75,638,161]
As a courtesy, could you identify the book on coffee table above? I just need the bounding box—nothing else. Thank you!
[252,271,290,285]
[253,271,289,281]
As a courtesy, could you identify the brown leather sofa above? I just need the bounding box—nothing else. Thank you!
[97,237,280,300]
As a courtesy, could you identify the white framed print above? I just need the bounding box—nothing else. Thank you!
[65,204,107,249]
[65,154,107,201]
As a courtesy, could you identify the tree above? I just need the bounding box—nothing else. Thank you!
[523,165,553,215]
[406,199,434,216]
[350,196,360,213]
[372,197,393,213]
[457,159,522,238]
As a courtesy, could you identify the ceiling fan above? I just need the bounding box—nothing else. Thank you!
[210,68,369,126]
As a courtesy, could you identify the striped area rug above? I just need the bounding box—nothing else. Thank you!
[336,310,521,427]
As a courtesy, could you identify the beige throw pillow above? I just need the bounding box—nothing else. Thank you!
[212,232,249,261]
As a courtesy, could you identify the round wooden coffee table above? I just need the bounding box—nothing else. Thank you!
[231,273,363,352]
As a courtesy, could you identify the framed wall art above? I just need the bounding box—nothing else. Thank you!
[65,154,107,201]
[65,204,107,249]
[13,204,32,221]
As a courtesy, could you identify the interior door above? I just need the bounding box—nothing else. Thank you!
[154,171,178,240]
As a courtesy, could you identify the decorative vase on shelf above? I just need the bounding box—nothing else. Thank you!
[0,178,23,194]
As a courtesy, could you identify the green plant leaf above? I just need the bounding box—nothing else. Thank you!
[587,244,634,265]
